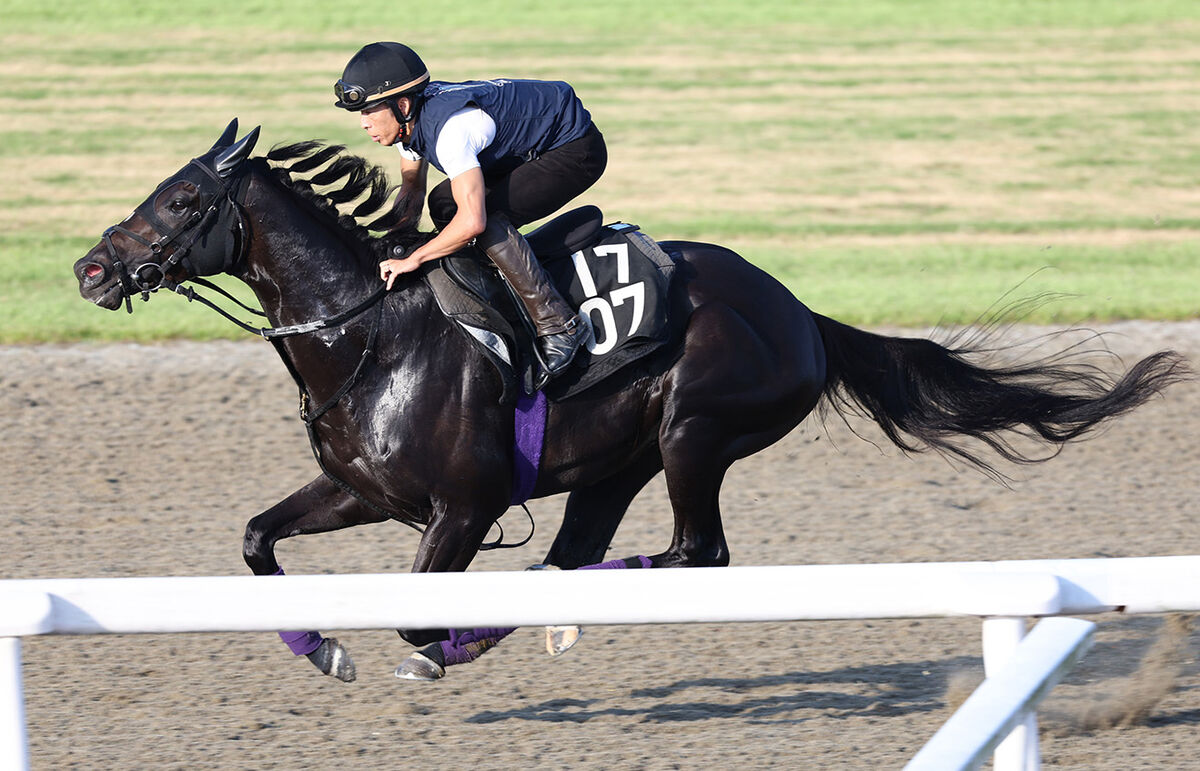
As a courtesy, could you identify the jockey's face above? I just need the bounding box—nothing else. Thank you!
[360,101,401,146]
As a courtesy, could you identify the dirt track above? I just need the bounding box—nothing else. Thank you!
[2,322,1198,769]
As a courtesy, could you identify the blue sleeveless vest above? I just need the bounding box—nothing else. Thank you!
[403,79,593,175]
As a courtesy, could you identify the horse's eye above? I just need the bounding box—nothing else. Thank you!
[169,198,190,212]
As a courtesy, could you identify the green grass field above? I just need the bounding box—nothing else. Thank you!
[2,0,1198,341]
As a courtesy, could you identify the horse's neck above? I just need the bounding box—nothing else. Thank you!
[231,173,450,396]
[234,175,377,325]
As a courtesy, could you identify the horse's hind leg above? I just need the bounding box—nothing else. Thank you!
[651,303,825,568]
[399,457,666,677]
[523,452,663,656]
[654,416,735,568]
[543,450,663,569]
[655,413,814,568]
[243,474,388,682]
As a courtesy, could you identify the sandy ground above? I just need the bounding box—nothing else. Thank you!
[1,321,1198,770]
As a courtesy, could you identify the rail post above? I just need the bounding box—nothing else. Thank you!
[0,591,54,771]
[983,617,1040,770]
[906,617,1095,771]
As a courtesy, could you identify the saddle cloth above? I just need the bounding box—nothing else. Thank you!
[424,206,679,402]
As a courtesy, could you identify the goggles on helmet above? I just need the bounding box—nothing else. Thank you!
[334,73,429,111]
[334,79,370,107]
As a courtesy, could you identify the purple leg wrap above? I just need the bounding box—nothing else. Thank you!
[511,389,548,505]
[279,629,324,656]
[439,626,516,666]
[433,556,650,668]
[272,568,324,656]
[579,555,653,570]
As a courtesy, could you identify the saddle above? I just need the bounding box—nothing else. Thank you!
[423,206,679,403]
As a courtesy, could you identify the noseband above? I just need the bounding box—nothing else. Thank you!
[101,158,250,313]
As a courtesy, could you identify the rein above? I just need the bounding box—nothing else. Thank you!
[171,279,387,340]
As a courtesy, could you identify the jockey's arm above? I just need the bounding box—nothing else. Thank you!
[379,167,486,289]
[393,155,428,229]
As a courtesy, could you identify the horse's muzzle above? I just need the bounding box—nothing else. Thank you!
[73,248,124,310]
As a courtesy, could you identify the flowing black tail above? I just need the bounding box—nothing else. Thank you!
[812,314,1190,478]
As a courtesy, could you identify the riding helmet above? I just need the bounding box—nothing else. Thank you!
[334,42,430,111]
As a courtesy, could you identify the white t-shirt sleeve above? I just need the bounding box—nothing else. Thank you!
[396,107,496,178]
[436,108,497,179]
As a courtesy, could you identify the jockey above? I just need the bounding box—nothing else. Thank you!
[334,41,606,386]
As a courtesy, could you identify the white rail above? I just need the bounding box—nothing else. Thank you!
[3,556,1198,771]
[905,617,1096,771]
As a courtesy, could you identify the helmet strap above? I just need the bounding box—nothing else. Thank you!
[390,99,410,129]
[388,95,421,143]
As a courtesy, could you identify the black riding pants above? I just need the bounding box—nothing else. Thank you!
[427,123,607,230]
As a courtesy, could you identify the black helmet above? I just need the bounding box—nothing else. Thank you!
[334,42,430,111]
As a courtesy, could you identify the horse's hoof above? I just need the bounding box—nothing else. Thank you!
[525,565,584,656]
[395,651,446,681]
[545,625,583,656]
[306,637,356,682]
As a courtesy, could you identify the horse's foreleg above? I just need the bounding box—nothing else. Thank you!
[394,500,513,680]
[244,474,388,681]
[243,475,386,574]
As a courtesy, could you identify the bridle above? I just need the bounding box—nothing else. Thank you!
[99,154,387,341]
[101,157,251,315]
[98,150,391,419]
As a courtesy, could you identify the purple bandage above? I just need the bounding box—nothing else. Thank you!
[279,629,324,656]
[272,568,324,656]
[510,389,547,505]
[579,555,652,570]
[433,556,651,668]
[439,626,516,666]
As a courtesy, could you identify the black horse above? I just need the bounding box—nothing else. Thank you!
[74,122,1186,681]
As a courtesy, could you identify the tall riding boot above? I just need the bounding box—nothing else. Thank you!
[477,217,589,384]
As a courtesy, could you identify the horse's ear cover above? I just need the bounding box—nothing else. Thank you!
[210,118,239,152]
[215,126,261,178]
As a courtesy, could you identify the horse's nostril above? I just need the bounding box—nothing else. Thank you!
[84,263,104,279]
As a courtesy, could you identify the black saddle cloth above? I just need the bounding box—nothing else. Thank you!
[424,206,679,403]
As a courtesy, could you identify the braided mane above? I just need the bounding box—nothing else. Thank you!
[260,141,431,259]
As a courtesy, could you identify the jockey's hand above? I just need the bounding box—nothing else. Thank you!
[379,257,421,290]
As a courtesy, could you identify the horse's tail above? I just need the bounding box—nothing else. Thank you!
[811,313,1190,477]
